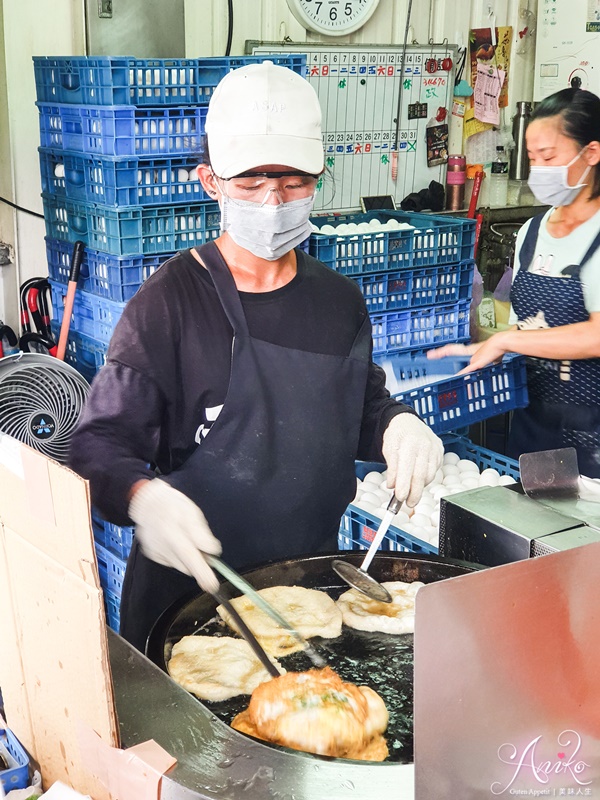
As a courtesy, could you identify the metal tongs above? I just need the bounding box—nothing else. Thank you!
[206,555,326,678]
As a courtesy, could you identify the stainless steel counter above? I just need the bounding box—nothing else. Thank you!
[108,630,415,800]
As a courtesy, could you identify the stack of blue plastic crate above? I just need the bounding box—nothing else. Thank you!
[309,210,528,554]
[309,208,527,436]
[34,54,306,631]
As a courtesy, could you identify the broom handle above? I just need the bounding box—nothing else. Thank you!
[56,241,84,361]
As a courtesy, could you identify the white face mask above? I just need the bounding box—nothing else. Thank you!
[527,148,592,207]
[218,188,316,261]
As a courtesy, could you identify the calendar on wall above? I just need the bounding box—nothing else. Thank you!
[249,43,457,213]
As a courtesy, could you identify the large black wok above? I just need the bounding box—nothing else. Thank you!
[146,551,482,764]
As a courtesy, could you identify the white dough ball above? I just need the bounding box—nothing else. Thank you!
[375,487,392,501]
[443,452,460,465]
[414,499,434,517]
[457,459,479,474]
[54,163,65,178]
[177,168,190,182]
[479,468,500,487]
[393,510,410,527]
[320,224,336,235]
[410,513,431,529]
[335,224,350,235]
[442,465,460,477]
[435,468,445,484]
[499,474,517,486]
[360,492,381,506]
[189,168,199,181]
[431,485,449,500]
[368,218,382,228]
[460,477,480,491]
[430,508,440,526]
[426,527,440,545]
[363,471,384,486]
[419,525,436,542]
[356,222,372,233]
[442,474,461,486]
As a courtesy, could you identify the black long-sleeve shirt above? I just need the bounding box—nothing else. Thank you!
[69,248,413,525]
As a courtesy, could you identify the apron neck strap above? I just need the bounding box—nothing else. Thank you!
[194,241,249,335]
[518,213,544,271]
[580,227,600,267]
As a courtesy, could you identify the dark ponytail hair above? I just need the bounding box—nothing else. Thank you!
[531,87,600,198]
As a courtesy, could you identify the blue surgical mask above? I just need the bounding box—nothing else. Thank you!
[218,188,315,261]
[527,148,592,207]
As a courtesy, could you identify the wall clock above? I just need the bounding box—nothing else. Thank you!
[286,0,381,36]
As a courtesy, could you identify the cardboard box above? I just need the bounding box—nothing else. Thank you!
[0,434,118,797]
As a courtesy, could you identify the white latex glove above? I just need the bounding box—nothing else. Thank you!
[382,413,444,507]
[128,478,222,594]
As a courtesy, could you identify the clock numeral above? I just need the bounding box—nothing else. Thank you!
[315,1,322,14]
[329,6,337,20]
[345,2,353,14]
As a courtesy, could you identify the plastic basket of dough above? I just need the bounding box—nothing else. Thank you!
[338,434,519,555]
[310,210,476,274]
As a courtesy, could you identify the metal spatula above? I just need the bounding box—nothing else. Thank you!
[332,495,402,603]
[520,448,600,504]
[520,448,581,500]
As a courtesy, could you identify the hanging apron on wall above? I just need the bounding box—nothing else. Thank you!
[508,213,600,478]
[120,242,372,650]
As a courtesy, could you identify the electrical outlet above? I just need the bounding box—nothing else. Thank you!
[98,0,113,18]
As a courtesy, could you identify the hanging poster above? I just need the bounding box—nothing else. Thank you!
[426,123,449,167]
[469,27,512,109]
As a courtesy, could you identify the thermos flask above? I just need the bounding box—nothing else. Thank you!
[445,154,466,211]
[509,101,532,180]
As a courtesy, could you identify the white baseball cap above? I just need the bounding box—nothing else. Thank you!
[205,61,324,179]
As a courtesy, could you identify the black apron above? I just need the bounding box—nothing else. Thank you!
[120,242,371,651]
[508,213,600,477]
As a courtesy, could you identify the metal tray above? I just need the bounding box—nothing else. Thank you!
[146,551,481,764]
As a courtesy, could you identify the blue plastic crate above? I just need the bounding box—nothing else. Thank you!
[37,103,64,149]
[46,237,170,302]
[38,102,207,156]
[106,549,126,596]
[378,352,529,435]
[338,435,519,554]
[50,281,125,345]
[0,728,30,792]
[104,588,121,632]
[39,148,209,207]
[42,194,221,256]
[370,298,471,355]
[105,522,134,560]
[95,543,126,596]
[91,507,108,547]
[33,55,306,106]
[310,210,476,274]
[354,260,474,313]
[50,321,107,381]
[94,542,109,588]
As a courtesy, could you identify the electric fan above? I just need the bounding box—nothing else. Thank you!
[0,352,89,463]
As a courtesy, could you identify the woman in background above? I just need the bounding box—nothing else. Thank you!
[431,87,600,477]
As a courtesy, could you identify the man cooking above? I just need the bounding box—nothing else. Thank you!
[69,61,443,651]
